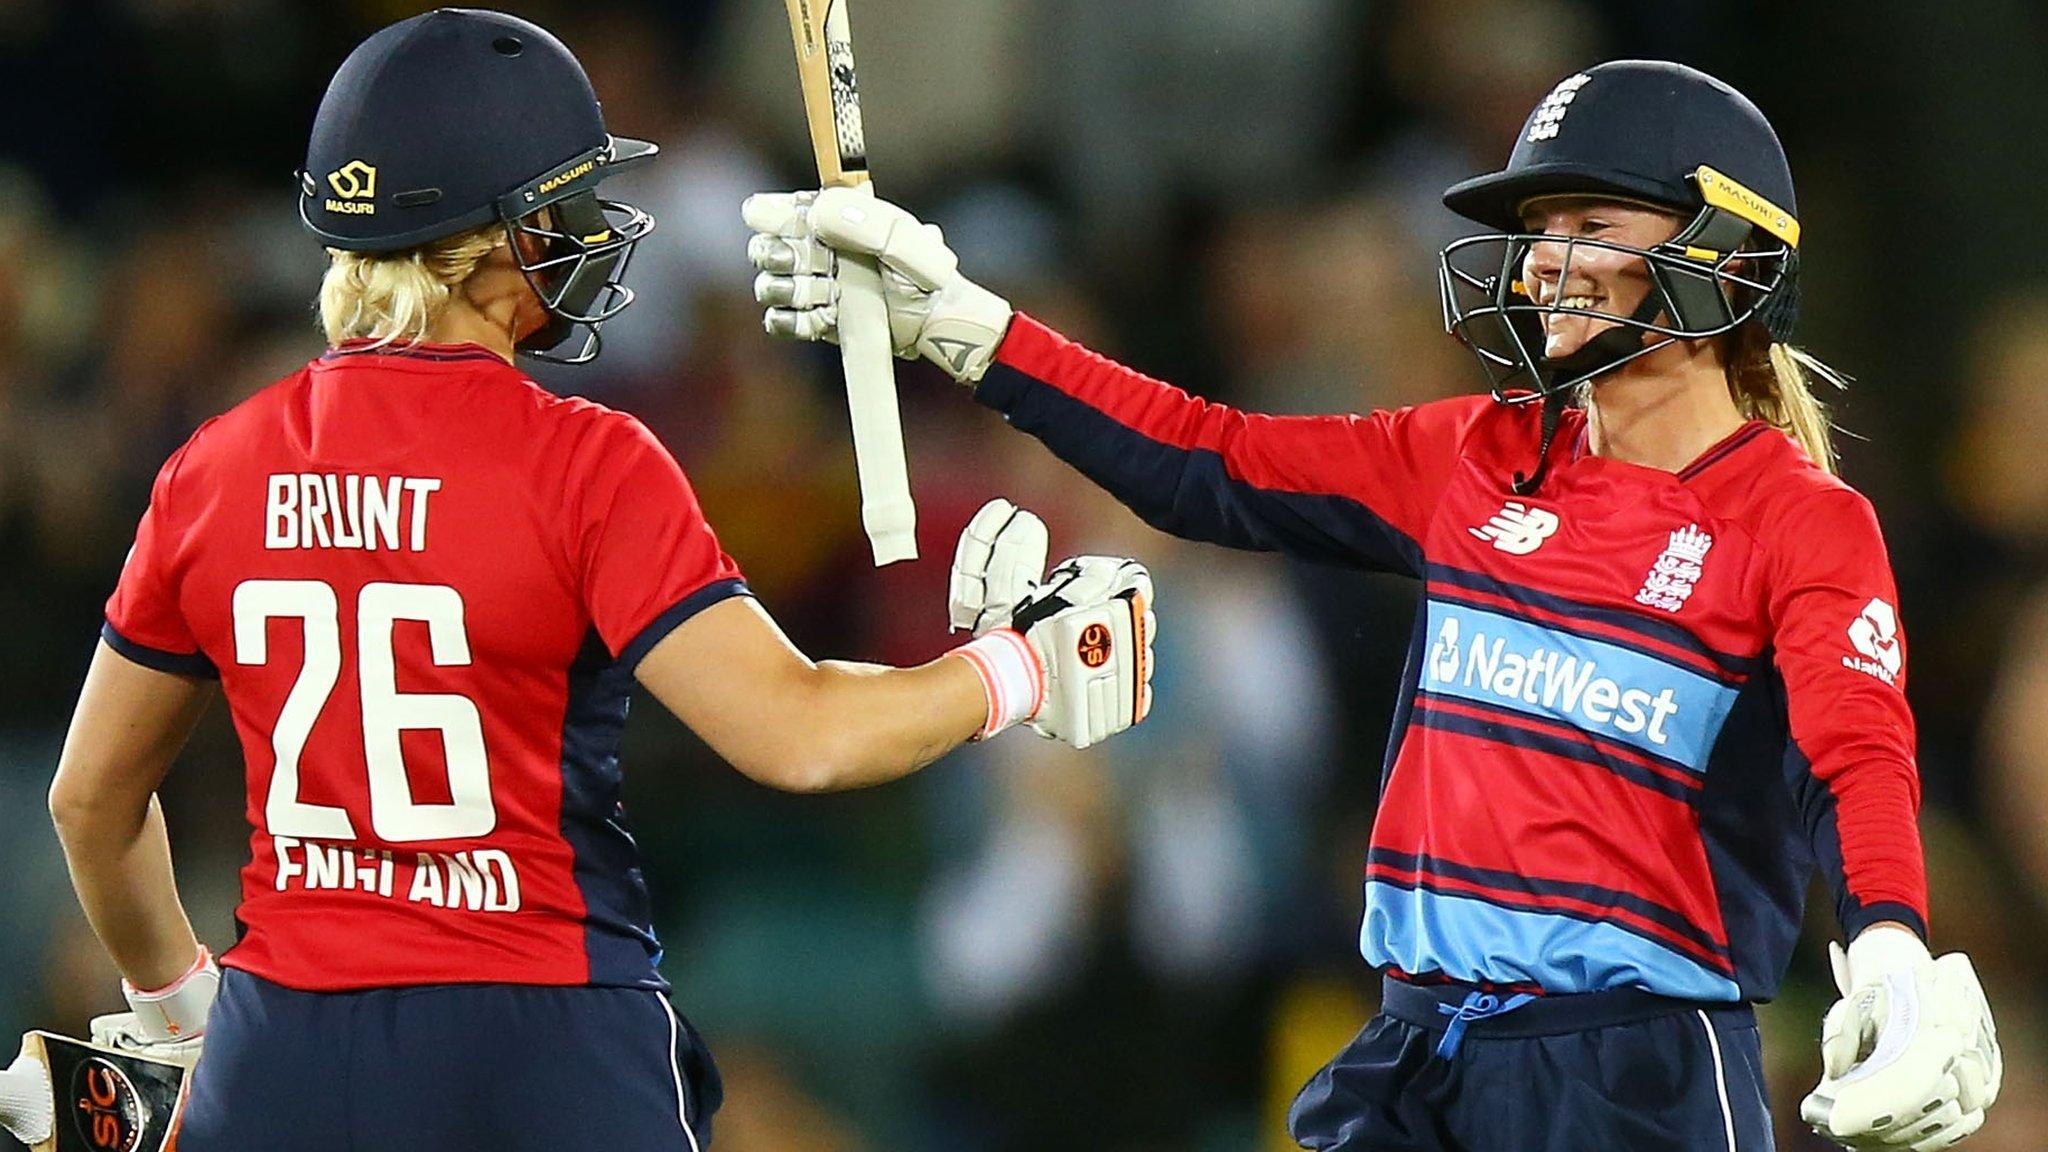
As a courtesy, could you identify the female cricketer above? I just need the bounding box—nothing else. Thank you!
[747,59,2001,1152]
[46,10,1154,1151]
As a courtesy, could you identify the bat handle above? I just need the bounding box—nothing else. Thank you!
[832,193,918,566]
[0,1048,53,1145]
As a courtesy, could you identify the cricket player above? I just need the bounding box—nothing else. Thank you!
[746,60,2001,1151]
[44,10,1154,1151]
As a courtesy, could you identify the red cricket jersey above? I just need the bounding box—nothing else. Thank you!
[981,314,1926,1002]
[105,341,747,991]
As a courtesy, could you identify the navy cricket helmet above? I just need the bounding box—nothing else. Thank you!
[1437,60,1802,409]
[299,8,658,363]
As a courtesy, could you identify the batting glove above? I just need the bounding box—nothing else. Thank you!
[950,498,1051,637]
[1800,927,2001,1152]
[0,1040,52,1146]
[947,499,1156,750]
[89,946,218,1071]
[743,189,1015,383]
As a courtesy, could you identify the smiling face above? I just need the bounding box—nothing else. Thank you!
[1517,196,1686,361]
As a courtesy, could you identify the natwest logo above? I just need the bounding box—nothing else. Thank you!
[1469,501,1560,556]
[1844,598,1902,685]
[1427,616,1681,746]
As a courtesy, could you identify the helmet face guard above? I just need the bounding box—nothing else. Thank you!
[493,138,658,365]
[1438,186,1797,400]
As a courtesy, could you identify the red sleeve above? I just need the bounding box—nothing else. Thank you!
[104,440,217,677]
[978,314,1486,576]
[567,413,748,668]
[1767,488,1928,938]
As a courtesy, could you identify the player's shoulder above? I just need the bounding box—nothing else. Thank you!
[1390,391,1564,466]
[518,385,669,464]
[1709,425,1883,544]
[157,364,316,484]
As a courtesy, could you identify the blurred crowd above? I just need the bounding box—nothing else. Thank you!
[2,0,2045,1149]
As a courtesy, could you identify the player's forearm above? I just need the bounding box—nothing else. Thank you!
[977,317,1406,567]
[50,794,203,990]
[766,655,987,792]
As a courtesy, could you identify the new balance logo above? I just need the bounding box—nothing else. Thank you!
[1844,598,1901,685]
[1470,501,1560,555]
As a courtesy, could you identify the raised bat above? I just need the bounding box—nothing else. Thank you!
[783,0,918,566]
[0,1033,186,1152]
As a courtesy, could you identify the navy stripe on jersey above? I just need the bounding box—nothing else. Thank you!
[1368,844,1736,967]
[619,578,751,671]
[1427,563,1760,680]
[102,621,220,678]
[560,631,667,989]
[1428,583,1746,690]
[1677,422,1770,482]
[978,363,1424,575]
[1414,693,1702,804]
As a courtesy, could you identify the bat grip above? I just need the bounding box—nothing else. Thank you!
[835,244,918,566]
[0,1049,52,1145]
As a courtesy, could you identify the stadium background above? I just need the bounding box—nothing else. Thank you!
[2,0,2044,1147]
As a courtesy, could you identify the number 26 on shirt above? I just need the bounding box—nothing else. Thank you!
[233,579,494,844]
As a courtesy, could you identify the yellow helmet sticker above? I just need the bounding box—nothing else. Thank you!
[322,160,379,215]
[1694,166,1798,247]
[325,160,378,200]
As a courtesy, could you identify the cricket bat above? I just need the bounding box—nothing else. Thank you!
[0,1032,186,1152]
[783,0,918,566]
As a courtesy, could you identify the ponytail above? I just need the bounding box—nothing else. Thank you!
[1726,322,1846,474]
[317,225,506,349]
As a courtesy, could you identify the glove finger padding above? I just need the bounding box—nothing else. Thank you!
[747,231,836,276]
[949,498,1048,635]
[739,190,816,237]
[763,305,838,344]
[753,271,837,309]
[1013,556,1155,750]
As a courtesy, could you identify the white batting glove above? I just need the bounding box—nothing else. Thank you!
[946,501,1156,750]
[743,189,1015,383]
[0,1040,53,1145]
[950,498,1051,636]
[1800,927,2001,1152]
[89,947,218,1071]
[1011,556,1156,749]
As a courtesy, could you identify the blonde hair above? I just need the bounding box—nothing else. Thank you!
[317,224,507,349]
[1725,322,1846,473]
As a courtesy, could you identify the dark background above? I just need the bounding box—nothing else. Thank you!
[1,1,2044,1148]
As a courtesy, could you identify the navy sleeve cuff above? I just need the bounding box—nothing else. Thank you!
[618,578,751,672]
[1843,899,1928,943]
[102,622,219,679]
[974,362,1028,416]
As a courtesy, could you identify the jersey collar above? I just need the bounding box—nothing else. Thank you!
[1567,416,1771,482]
[322,339,507,364]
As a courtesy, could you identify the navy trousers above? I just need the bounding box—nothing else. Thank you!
[1289,979,1774,1152]
[176,968,722,1152]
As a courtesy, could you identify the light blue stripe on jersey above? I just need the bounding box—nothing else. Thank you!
[1361,880,1743,1001]
[1419,600,1740,771]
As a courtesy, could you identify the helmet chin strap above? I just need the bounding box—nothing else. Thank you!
[1511,293,1669,496]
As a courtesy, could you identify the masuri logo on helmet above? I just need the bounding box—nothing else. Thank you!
[325,160,378,206]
